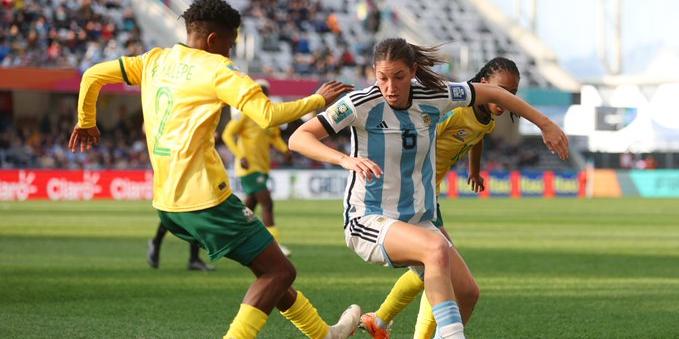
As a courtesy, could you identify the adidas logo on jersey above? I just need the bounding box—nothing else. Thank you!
[376,120,389,129]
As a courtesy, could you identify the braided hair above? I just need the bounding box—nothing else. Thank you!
[471,57,521,122]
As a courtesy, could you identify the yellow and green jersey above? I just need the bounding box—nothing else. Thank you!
[222,112,288,176]
[435,106,495,193]
[77,44,325,212]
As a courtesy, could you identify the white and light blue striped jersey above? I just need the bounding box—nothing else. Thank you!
[317,80,476,226]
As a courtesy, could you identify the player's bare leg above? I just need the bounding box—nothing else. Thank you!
[383,222,465,338]
[278,288,361,338]
[255,189,291,256]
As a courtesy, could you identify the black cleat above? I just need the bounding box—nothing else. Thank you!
[188,259,215,271]
[147,240,159,269]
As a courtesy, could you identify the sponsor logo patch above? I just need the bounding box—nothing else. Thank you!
[329,101,353,124]
[453,128,470,142]
[449,85,467,101]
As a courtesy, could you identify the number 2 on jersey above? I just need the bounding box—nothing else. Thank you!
[152,87,174,156]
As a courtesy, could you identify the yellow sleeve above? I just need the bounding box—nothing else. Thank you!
[222,117,244,158]
[269,128,289,154]
[77,55,144,128]
[214,64,325,128]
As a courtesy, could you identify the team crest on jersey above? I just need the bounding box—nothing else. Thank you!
[422,114,432,126]
[242,207,256,222]
[454,129,470,142]
[329,101,353,124]
[449,85,467,101]
[227,64,245,77]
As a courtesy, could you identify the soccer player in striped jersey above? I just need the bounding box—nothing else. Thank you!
[359,57,567,339]
[68,1,361,338]
[289,39,569,339]
[222,79,293,257]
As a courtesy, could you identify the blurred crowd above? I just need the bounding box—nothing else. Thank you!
[0,0,144,69]
[1,101,553,171]
[0,0,569,172]
[244,0,384,84]
[0,102,148,169]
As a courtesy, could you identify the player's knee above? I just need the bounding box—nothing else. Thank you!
[424,238,450,269]
[276,261,296,287]
[462,281,480,306]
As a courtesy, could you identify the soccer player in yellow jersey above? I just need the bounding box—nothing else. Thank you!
[360,58,567,338]
[223,80,293,257]
[68,1,362,338]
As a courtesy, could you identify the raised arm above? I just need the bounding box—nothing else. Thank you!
[288,118,382,181]
[215,65,353,128]
[471,83,569,160]
[70,55,144,152]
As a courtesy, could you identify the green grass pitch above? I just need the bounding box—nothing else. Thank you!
[1,198,678,338]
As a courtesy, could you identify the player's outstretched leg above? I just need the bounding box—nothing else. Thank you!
[224,242,296,339]
[278,288,361,339]
[187,242,215,271]
[147,222,167,268]
[359,269,424,338]
[413,292,436,339]
[382,222,465,339]
[256,189,291,257]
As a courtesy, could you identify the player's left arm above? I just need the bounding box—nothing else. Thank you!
[470,83,569,160]
[270,128,289,154]
[214,65,352,128]
[467,140,485,192]
[70,55,145,152]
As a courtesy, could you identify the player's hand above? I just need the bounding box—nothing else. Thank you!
[240,158,250,169]
[68,125,100,153]
[540,120,569,160]
[339,155,382,182]
[467,174,485,193]
[316,81,354,107]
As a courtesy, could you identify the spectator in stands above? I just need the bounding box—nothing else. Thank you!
[0,0,143,69]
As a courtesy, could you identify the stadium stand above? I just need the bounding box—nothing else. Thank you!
[0,0,144,69]
[0,0,581,171]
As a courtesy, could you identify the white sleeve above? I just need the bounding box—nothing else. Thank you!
[442,81,476,112]
[317,96,357,135]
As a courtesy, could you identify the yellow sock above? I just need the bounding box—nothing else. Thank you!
[224,304,268,339]
[375,269,425,324]
[267,226,281,243]
[413,292,436,339]
[280,290,330,339]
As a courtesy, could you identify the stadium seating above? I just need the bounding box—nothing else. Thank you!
[0,0,144,69]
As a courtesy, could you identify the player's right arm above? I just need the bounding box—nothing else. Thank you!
[467,140,485,192]
[289,95,382,181]
[214,65,352,128]
[221,117,244,159]
[70,54,145,152]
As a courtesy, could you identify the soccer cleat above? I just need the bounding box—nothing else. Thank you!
[359,312,391,339]
[279,244,292,257]
[147,240,159,269]
[325,304,362,339]
[188,258,215,271]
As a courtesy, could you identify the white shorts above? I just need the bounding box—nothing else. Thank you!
[344,214,452,273]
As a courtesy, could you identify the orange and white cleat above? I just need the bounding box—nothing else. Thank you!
[359,312,391,339]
